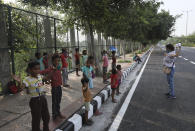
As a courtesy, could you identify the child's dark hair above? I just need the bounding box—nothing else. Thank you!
[75,48,79,52]
[112,51,116,55]
[26,61,40,73]
[103,50,106,54]
[166,44,175,52]
[87,56,94,64]
[62,48,65,53]
[81,77,89,86]
[43,52,47,56]
[82,50,87,55]
[116,65,121,70]
[112,68,117,74]
[52,54,60,62]
[35,52,41,58]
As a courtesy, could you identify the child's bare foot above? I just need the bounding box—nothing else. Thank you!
[112,99,117,103]
[63,84,70,87]
[85,119,93,126]
[94,110,103,116]
[59,113,66,119]
[116,92,121,96]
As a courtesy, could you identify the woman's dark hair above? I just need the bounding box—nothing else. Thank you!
[116,65,121,70]
[52,54,60,62]
[112,68,117,74]
[112,51,116,55]
[26,61,40,73]
[81,77,89,86]
[166,44,175,52]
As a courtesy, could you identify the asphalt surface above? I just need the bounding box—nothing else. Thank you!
[118,47,195,131]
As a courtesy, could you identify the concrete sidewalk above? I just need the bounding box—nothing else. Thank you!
[0,52,141,131]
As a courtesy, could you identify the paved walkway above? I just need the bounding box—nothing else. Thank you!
[0,52,141,131]
[117,47,195,131]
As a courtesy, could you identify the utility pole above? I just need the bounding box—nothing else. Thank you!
[183,10,192,36]
[186,10,189,36]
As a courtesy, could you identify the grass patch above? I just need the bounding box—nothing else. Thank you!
[182,43,195,47]
[118,60,131,63]
[135,50,142,54]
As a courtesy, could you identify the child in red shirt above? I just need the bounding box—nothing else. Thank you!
[75,48,81,76]
[40,54,66,120]
[60,48,70,87]
[110,68,118,103]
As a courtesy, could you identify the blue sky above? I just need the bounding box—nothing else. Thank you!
[3,0,195,37]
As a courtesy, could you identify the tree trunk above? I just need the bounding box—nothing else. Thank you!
[87,32,92,55]
[122,40,126,60]
[44,17,53,54]
[70,27,76,69]
[97,33,102,61]
[76,26,79,49]
[105,37,108,51]
[0,5,11,93]
[88,22,102,76]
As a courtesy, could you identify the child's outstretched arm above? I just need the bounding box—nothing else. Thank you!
[12,75,25,89]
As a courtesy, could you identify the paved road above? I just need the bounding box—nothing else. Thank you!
[117,47,195,131]
[180,47,195,64]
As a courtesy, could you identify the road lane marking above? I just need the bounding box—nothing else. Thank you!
[190,61,195,65]
[183,58,188,61]
[179,56,182,58]
[108,49,153,131]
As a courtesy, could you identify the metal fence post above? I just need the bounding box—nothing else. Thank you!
[8,7,15,74]
[77,25,79,49]
[36,14,39,53]
[54,18,57,52]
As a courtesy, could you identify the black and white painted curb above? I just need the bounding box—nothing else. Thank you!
[55,49,151,131]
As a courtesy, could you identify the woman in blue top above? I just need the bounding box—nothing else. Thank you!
[163,44,178,99]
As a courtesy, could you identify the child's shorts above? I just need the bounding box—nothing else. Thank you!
[118,80,121,85]
[84,102,90,111]
[103,67,108,75]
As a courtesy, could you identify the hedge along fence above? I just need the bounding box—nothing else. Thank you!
[0,3,146,93]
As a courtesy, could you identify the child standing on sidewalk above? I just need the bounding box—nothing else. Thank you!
[82,58,94,89]
[40,54,66,120]
[81,77,93,126]
[110,68,118,103]
[116,65,122,95]
[82,50,88,67]
[35,52,45,71]
[60,48,70,87]
[75,48,81,76]
[13,61,50,131]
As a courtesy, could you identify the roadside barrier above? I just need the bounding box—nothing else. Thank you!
[55,48,151,131]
